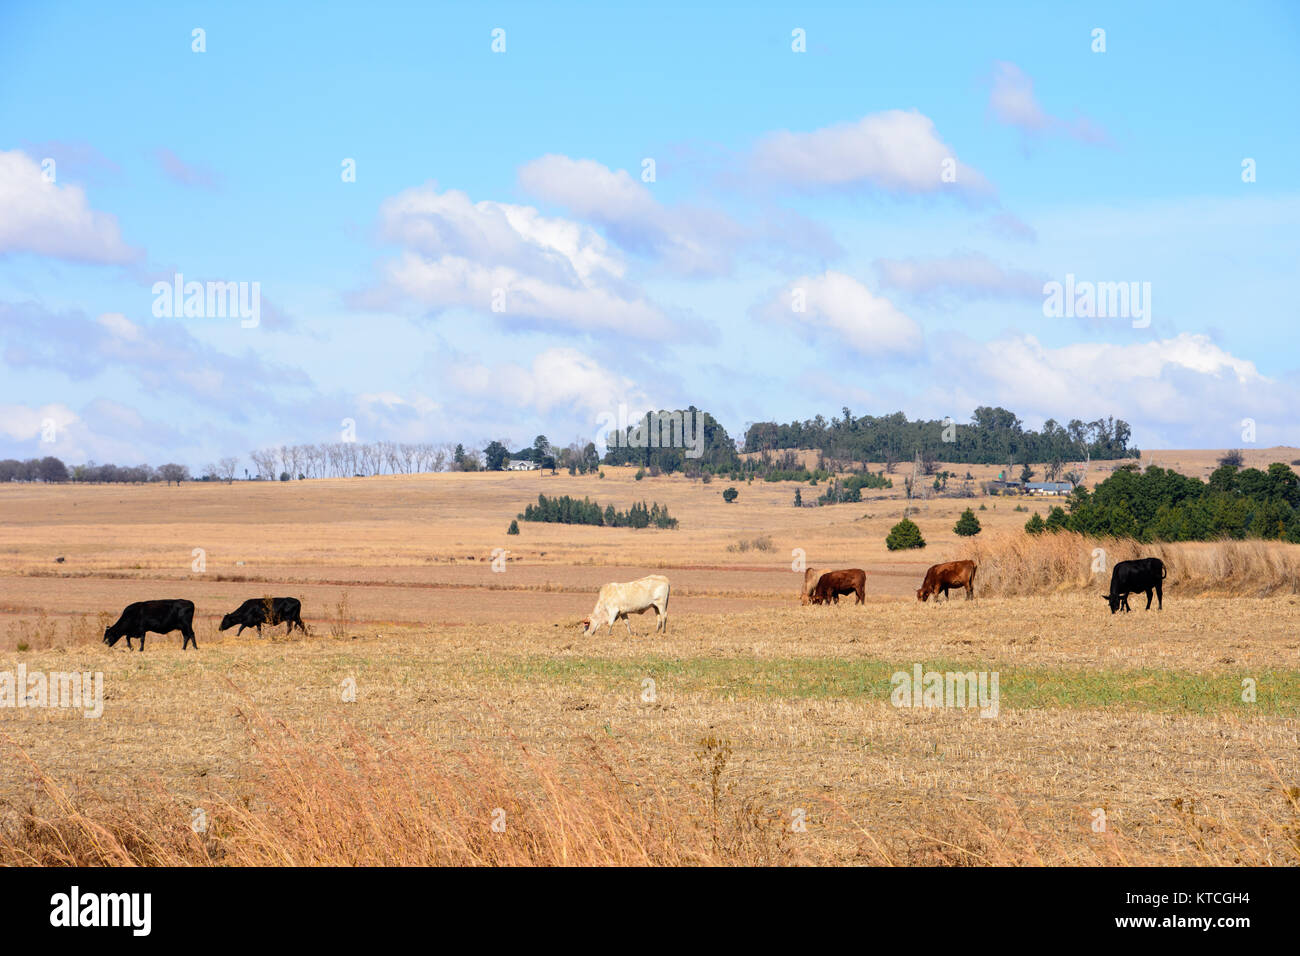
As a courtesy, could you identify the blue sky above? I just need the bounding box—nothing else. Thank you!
[2,1,1298,470]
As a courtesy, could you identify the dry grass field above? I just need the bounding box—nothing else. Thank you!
[1,462,1298,865]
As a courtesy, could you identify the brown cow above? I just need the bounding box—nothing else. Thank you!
[799,567,827,605]
[811,568,866,605]
[917,560,977,602]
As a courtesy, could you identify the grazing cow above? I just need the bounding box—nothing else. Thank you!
[220,597,307,636]
[800,567,828,605]
[581,575,670,637]
[1104,558,1165,614]
[810,569,866,605]
[917,561,977,602]
[103,599,197,651]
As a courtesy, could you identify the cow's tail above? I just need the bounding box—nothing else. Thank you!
[1161,563,1167,579]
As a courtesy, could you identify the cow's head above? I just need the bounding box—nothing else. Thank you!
[219,612,238,632]
[103,625,123,647]
[580,612,601,637]
[1104,593,1122,614]
[917,587,930,602]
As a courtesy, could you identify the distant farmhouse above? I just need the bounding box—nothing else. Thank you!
[1026,481,1072,496]
[987,479,1072,496]
[505,459,540,472]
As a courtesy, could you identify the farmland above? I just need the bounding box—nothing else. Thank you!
[1,463,1298,865]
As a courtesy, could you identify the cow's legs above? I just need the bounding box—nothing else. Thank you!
[125,636,134,651]
[1144,588,1154,610]
[236,624,247,636]
[138,634,146,652]
[622,613,634,637]
[1156,583,1163,610]
[182,626,197,650]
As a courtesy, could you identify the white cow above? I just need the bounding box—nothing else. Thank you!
[581,574,670,637]
[800,567,827,605]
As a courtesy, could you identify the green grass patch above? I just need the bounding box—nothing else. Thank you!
[467,655,1300,717]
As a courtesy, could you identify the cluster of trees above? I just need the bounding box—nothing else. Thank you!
[601,409,740,472]
[744,406,1138,467]
[520,494,678,529]
[815,472,894,505]
[0,457,193,485]
[1025,462,1300,542]
[0,457,69,483]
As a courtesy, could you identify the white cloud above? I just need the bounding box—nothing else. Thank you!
[989,61,1109,145]
[936,333,1291,444]
[751,109,991,194]
[875,252,1044,300]
[356,184,677,337]
[518,154,838,275]
[447,346,654,417]
[0,150,140,264]
[754,271,923,358]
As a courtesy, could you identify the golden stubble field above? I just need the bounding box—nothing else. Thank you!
[1,464,1298,865]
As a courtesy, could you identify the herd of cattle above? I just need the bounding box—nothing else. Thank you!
[99,557,1168,650]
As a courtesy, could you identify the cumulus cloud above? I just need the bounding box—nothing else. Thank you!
[353,184,678,337]
[988,61,1110,145]
[753,271,923,358]
[0,150,140,264]
[751,109,992,194]
[445,346,654,420]
[518,154,838,275]
[875,252,1045,301]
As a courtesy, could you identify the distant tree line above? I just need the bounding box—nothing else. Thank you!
[521,494,678,529]
[0,457,193,485]
[744,406,1138,467]
[1026,461,1300,542]
[246,442,455,480]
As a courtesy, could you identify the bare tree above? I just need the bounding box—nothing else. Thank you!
[250,449,277,481]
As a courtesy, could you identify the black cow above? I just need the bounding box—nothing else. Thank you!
[104,599,197,651]
[1104,558,1166,614]
[220,597,307,636]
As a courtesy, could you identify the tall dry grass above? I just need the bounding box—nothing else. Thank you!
[3,706,1296,866]
[959,532,1300,598]
[0,704,790,866]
